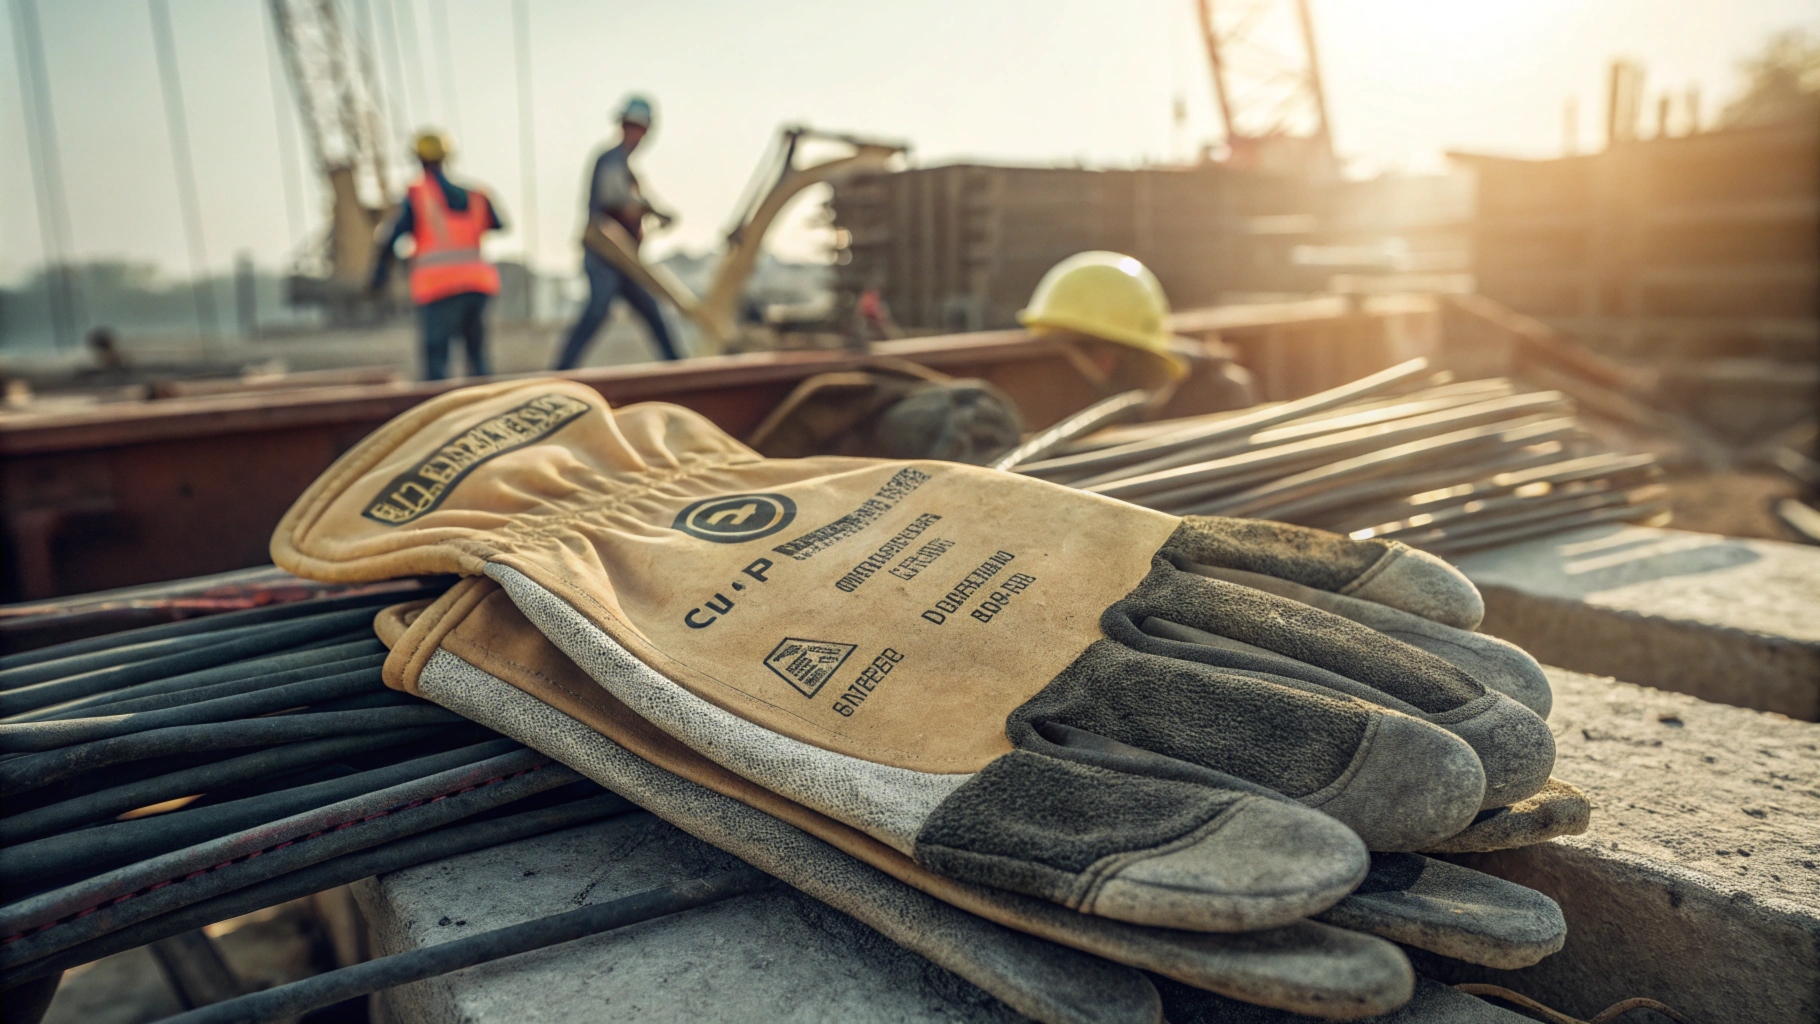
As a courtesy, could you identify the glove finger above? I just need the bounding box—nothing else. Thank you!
[1112,564,1554,811]
[1314,854,1565,970]
[912,747,1368,932]
[1423,778,1591,854]
[1164,516,1484,630]
[1012,640,1484,853]
[1177,561,1551,719]
[1133,615,1551,814]
[417,650,1417,1018]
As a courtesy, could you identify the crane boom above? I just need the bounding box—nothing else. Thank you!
[1194,0,1335,177]
[268,0,397,316]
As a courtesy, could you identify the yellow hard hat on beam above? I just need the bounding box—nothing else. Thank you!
[1019,251,1186,380]
[413,130,453,162]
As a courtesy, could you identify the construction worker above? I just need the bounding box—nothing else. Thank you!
[372,130,504,381]
[553,95,681,369]
[1019,250,1253,413]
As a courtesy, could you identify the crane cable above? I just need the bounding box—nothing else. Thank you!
[8,0,82,349]
[148,0,220,341]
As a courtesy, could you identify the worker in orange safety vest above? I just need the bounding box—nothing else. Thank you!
[372,130,506,380]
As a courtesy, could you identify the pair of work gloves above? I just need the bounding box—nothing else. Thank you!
[273,380,1590,1023]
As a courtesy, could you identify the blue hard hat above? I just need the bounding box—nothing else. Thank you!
[620,96,654,127]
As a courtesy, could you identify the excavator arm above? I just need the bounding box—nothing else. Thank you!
[582,127,906,353]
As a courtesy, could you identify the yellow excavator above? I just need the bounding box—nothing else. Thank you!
[583,126,907,354]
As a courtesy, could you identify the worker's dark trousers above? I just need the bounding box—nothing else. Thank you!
[554,248,680,369]
[419,291,491,381]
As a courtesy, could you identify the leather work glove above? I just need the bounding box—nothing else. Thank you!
[1150,524,1590,854]
[370,581,1566,1019]
[274,379,1558,934]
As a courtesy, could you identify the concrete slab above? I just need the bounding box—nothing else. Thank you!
[1453,524,1820,719]
[1422,667,1820,1024]
[354,810,1027,1024]
[349,666,1819,1024]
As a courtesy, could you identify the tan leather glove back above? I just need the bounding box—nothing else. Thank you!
[276,378,1177,774]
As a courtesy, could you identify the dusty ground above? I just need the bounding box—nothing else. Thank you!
[1661,469,1808,543]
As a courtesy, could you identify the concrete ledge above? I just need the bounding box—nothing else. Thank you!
[1454,524,1820,719]
[1423,667,1820,1024]
[350,667,1819,1023]
[353,810,1024,1024]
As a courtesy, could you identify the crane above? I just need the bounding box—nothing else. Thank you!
[1193,0,1337,179]
[267,0,398,323]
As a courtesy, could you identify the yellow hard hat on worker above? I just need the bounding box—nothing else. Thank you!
[1019,251,1186,380]
[413,130,454,163]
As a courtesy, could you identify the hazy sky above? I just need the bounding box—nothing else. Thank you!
[3,0,1815,284]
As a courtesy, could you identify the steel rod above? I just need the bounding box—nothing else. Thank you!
[990,389,1150,471]
[1,705,462,796]
[1,611,385,716]
[156,866,775,1024]
[0,794,638,990]
[1066,386,1523,490]
[0,666,388,753]
[1088,392,1571,502]
[0,729,445,846]
[1,740,522,887]
[0,589,432,675]
[1189,417,1579,518]
[1,751,575,963]
[9,643,386,724]
[1016,357,1432,479]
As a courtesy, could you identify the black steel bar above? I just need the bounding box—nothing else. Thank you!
[154,866,775,1024]
[0,611,385,716]
[0,586,440,674]
[27,652,388,723]
[8,642,386,724]
[1,705,462,796]
[0,729,445,846]
[0,794,639,990]
[1,621,285,691]
[0,740,523,887]
[0,667,389,753]
[0,752,576,963]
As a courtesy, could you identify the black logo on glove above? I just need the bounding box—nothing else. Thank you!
[673,493,797,544]
[764,638,857,698]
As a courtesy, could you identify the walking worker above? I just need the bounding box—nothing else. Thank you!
[553,95,681,369]
[372,130,505,381]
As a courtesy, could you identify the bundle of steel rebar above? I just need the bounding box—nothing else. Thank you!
[0,586,636,994]
[1011,359,1666,555]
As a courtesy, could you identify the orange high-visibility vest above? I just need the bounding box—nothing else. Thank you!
[407,176,500,305]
